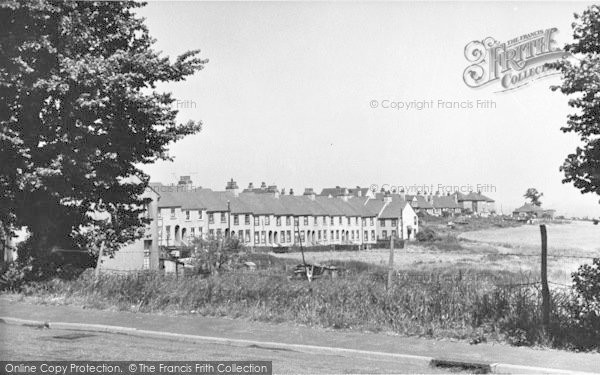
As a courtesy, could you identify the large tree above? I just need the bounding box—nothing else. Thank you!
[524,188,543,207]
[551,5,600,202]
[0,1,207,260]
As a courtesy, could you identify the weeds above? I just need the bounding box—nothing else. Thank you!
[15,261,599,352]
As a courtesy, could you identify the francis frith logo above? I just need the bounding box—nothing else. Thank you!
[463,28,570,92]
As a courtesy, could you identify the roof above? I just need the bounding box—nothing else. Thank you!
[319,186,370,198]
[455,192,495,202]
[513,203,545,213]
[379,199,409,219]
[405,195,434,209]
[431,195,460,209]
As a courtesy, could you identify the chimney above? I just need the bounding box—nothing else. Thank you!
[289,188,294,196]
[280,188,285,196]
[225,178,239,197]
[399,188,406,201]
[260,182,267,190]
[177,176,193,191]
[356,186,362,197]
[383,191,393,204]
[303,188,316,200]
[248,182,254,190]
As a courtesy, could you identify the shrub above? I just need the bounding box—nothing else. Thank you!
[416,227,437,242]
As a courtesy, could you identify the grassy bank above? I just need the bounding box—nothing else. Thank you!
[15,258,599,352]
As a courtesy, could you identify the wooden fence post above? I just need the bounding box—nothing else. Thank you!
[540,224,550,331]
[387,236,395,291]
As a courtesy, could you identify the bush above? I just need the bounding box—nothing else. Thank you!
[568,258,600,346]
[416,227,437,242]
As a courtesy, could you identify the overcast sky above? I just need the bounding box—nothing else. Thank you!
[137,1,599,218]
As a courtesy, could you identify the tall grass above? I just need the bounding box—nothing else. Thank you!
[20,265,598,351]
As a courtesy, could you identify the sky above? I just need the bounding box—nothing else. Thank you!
[136,1,600,218]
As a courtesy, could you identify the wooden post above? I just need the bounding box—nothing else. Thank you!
[540,224,550,330]
[387,236,395,291]
[94,241,105,279]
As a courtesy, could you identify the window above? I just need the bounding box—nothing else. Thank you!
[165,226,171,239]
[216,229,222,238]
[392,219,398,227]
[254,216,260,226]
[254,232,260,245]
[364,230,368,240]
[234,215,239,225]
[294,217,299,226]
[323,216,327,226]
[356,217,359,225]
[286,216,291,226]
[280,230,285,243]
[382,230,388,239]
[324,231,327,240]
[286,231,291,243]
[276,216,281,226]
[351,231,355,240]
[209,229,214,239]
[314,217,318,226]
[330,217,334,225]
[261,231,266,244]
[157,210,162,219]
[170,208,175,219]
[245,215,250,225]
[220,213,226,224]
[208,213,214,224]
[245,230,250,242]
[198,227,203,235]
[304,216,309,225]
[336,230,339,240]
[318,230,322,240]
[185,210,190,220]
[347,217,351,226]
[362,218,366,226]
[198,210,203,219]
[392,230,397,238]
[330,230,334,240]
[414,216,417,226]
[339,217,343,225]
[300,231,306,242]
[190,227,195,237]
[370,218,374,226]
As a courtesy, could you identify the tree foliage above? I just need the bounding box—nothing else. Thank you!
[523,188,543,206]
[0,1,207,259]
[551,5,600,202]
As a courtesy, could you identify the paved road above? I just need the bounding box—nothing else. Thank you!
[1,295,599,374]
[0,324,446,374]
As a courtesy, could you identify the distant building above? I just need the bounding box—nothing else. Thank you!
[512,203,555,219]
[452,191,495,216]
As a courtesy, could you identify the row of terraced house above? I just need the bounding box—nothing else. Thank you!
[100,177,495,271]
[152,177,419,250]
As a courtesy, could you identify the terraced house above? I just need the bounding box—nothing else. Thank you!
[152,177,419,251]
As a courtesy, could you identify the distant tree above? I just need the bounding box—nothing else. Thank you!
[550,5,600,202]
[524,188,543,206]
[0,1,207,261]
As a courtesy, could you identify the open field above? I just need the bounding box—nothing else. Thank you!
[272,221,599,285]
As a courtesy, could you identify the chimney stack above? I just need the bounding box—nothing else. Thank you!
[225,178,239,197]
[177,176,193,191]
[303,188,316,200]
[289,188,294,196]
[248,182,254,190]
[260,182,267,190]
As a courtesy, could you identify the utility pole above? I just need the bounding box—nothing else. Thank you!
[540,224,550,331]
[387,235,395,291]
